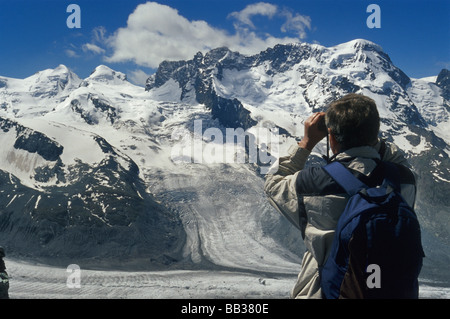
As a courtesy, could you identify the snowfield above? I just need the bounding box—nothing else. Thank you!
[6,258,450,299]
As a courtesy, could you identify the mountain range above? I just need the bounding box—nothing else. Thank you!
[0,39,448,282]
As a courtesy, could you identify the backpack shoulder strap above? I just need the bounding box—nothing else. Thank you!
[323,161,368,196]
[379,161,402,192]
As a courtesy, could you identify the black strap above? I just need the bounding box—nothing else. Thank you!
[378,139,387,160]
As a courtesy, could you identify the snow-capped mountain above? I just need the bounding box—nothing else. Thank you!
[0,39,449,281]
[146,39,449,147]
[0,65,187,268]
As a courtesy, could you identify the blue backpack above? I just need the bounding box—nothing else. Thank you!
[321,161,424,299]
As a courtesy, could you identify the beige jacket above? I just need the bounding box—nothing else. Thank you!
[264,140,415,298]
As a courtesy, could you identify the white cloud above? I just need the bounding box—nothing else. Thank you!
[228,2,278,29]
[92,26,108,43]
[65,49,79,58]
[104,2,311,68]
[105,2,229,67]
[82,43,106,55]
[280,10,312,39]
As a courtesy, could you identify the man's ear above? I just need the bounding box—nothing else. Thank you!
[328,129,340,154]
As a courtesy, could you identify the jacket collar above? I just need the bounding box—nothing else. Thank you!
[335,146,381,162]
[334,146,381,176]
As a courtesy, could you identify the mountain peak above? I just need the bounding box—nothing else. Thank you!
[339,39,384,52]
[87,65,127,83]
[54,64,70,73]
[27,64,77,81]
[19,64,81,97]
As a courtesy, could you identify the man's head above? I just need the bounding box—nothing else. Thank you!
[325,93,380,152]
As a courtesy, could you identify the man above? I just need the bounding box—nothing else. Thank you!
[264,94,416,298]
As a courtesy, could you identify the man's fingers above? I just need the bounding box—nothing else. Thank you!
[308,112,325,125]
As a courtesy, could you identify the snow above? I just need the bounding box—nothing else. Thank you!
[408,77,450,145]
[419,76,438,83]
[148,78,183,102]
[432,172,450,183]
[17,118,107,166]
[87,65,127,85]
[5,258,295,299]
[5,258,449,299]
[0,128,50,189]
[391,131,430,155]
[6,194,17,208]
[34,195,41,209]
[0,65,81,119]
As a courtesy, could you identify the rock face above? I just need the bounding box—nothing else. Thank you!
[146,48,257,129]
[436,69,450,102]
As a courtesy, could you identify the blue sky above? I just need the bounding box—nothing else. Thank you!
[0,0,449,84]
